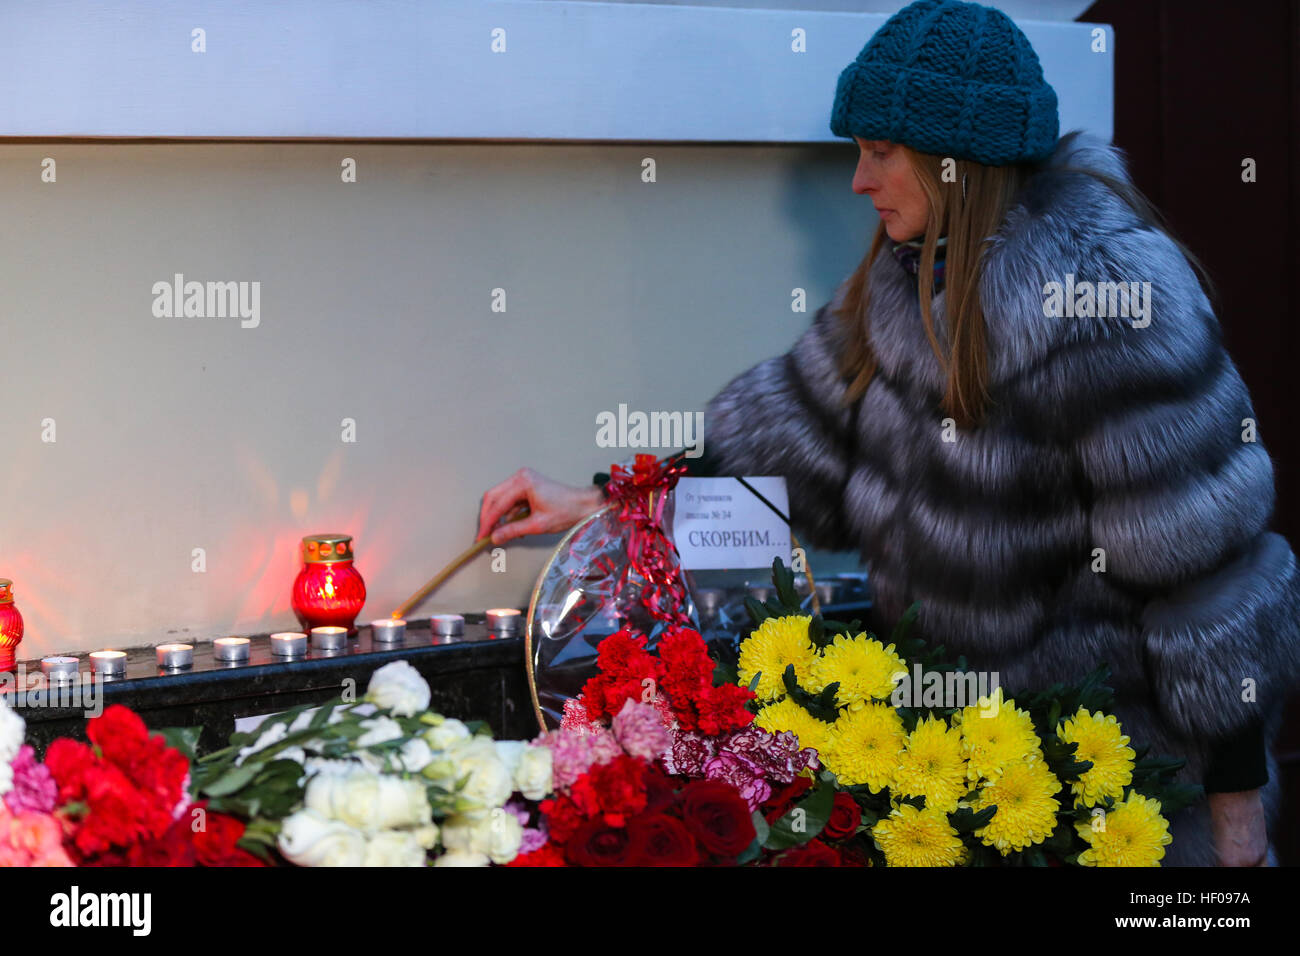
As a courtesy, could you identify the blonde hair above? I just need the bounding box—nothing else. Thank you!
[835,145,1215,429]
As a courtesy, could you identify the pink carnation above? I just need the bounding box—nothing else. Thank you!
[610,700,672,762]
[535,726,623,792]
[0,805,73,867]
[3,746,58,815]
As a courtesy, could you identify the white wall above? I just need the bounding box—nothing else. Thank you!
[0,2,1111,657]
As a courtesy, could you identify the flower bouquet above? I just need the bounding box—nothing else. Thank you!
[184,661,552,866]
[737,559,1202,866]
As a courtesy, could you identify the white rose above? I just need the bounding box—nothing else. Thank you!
[411,823,440,850]
[398,738,434,773]
[277,809,367,867]
[494,740,526,775]
[514,745,553,801]
[433,849,490,867]
[357,716,404,749]
[305,768,432,832]
[448,739,514,812]
[363,829,428,867]
[366,661,431,717]
[424,718,471,751]
[440,811,523,865]
[0,701,27,765]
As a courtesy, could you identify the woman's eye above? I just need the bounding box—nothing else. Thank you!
[873,150,887,160]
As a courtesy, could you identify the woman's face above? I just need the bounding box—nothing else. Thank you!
[852,138,930,242]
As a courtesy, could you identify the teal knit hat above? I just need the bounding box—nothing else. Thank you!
[829,0,1059,166]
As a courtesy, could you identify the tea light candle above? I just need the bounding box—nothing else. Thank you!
[213,636,250,662]
[695,588,725,617]
[485,608,521,635]
[746,585,772,603]
[156,643,193,669]
[270,632,307,657]
[89,650,127,677]
[371,619,406,643]
[41,656,79,682]
[431,614,464,637]
[310,626,348,651]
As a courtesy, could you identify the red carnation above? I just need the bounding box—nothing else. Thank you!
[695,683,757,736]
[585,754,649,825]
[679,779,756,859]
[822,792,863,841]
[540,794,589,845]
[628,813,699,866]
[507,843,568,867]
[126,816,198,867]
[192,809,266,867]
[778,838,841,866]
[565,819,634,866]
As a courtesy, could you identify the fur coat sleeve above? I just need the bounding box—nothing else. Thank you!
[703,296,860,550]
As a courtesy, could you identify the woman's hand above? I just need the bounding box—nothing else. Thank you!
[1209,789,1269,866]
[477,468,605,546]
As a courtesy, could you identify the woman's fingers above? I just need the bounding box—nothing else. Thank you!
[491,512,547,546]
[477,469,533,540]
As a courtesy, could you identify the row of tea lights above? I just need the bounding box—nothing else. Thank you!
[37,608,523,681]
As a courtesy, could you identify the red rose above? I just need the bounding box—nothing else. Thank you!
[763,775,814,825]
[822,792,863,841]
[565,819,634,866]
[778,838,840,866]
[679,779,756,859]
[628,814,698,866]
[642,766,679,815]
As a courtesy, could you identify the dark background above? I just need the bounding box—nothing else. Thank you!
[1081,0,1299,864]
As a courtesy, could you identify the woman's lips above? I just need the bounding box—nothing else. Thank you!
[877,208,894,218]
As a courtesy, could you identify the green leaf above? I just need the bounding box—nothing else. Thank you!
[744,596,772,627]
[736,812,771,865]
[773,557,800,610]
[764,778,835,850]
[199,763,260,798]
[156,725,202,759]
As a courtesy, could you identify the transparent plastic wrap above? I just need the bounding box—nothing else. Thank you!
[525,501,700,731]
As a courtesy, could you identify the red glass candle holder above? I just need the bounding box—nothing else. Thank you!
[291,534,366,635]
[0,579,24,673]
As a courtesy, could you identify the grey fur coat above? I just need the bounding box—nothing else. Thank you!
[704,131,1300,865]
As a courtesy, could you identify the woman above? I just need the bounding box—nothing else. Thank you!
[478,0,1300,865]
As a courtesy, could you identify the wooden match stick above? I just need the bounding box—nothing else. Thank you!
[391,503,530,620]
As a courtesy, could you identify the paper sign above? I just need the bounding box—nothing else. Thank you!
[672,476,792,570]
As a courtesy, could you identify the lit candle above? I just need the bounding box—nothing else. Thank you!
[270,632,308,657]
[485,608,522,635]
[371,619,406,643]
[156,643,193,669]
[431,614,464,637]
[310,626,348,651]
[213,636,250,662]
[89,650,127,677]
[40,656,79,682]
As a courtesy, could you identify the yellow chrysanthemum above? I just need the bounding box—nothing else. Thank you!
[872,804,965,867]
[1059,708,1136,808]
[955,687,1043,782]
[808,633,906,707]
[754,697,833,755]
[821,702,905,791]
[970,759,1062,855]
[893,715,969,813]
[737,615,817,702]
[1075,792,1172,867]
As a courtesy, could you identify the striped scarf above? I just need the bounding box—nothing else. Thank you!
[890,236,947,292]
